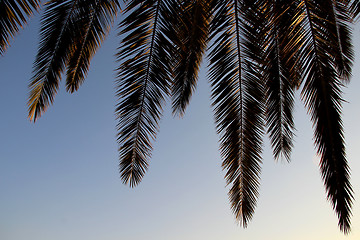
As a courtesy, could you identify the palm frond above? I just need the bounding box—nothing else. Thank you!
[65,0,119,92]
[300,0,354,233]
[167,0,211,117]
[28,0,87,121]
[208,0,266,227]
[327,0,353,82]
[0,0,40,55]
[116,0,172,187]
[263,0,300,161]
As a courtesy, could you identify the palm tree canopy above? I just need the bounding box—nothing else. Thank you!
[0,0,357,234]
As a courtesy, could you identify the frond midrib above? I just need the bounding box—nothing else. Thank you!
[130,0,162,167]
[234,0,245,221]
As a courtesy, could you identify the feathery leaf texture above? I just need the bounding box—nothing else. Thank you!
[116,0,172,187]
[328,0,354,82]
[65,0,119,92]
[28,0,119,121]
[263,0,299,161]
[208,0,266,227]
[28,0,81,121]
[0,0,40,55]
[0,0,354,232]
[168,0,211,117]
[300,0,354,232]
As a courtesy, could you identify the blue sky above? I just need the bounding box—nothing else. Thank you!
[1,10,360,240]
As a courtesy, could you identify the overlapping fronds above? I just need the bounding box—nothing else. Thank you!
[208,0,266,227]
[299,0,354,233]
[66,0,119,92]
[28,0,81,121]
[0,0,40,55]
[15,0,355,233]
[262,0,300,161]
[328,0,354,82]
[28,0,119,121]
[116,0,172,187]
[167,0,212,116]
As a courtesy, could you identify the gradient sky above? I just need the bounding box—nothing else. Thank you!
[1,11,360,240]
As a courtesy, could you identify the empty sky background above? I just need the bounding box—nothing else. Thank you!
[1,10,360,240]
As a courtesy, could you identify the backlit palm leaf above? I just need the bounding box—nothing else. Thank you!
[208,0,266,227]
[28,0,84,121]
[0,0,40,55]
[168,0,211,117]
[116,0,172,187]
[299,0,354,233]
[28,0,119,121]
[328,0,353,82]
[263,0,299,161]
[65,0,119,92]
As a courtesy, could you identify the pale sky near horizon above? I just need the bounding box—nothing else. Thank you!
[1,10,360,240]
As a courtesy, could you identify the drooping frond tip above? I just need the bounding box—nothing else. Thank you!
[263,0,299,162]
[168,0,211,117]
[20,0,356,233]
[301,0,354,233]
[208,0,266,228]
[116,0,172,186]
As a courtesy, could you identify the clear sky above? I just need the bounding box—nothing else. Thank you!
[0,10,360,240]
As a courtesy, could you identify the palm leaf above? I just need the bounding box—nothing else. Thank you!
[115,0,173,187]
[263,0,299,161]
[327,0,353,82]
[65,0,119,92]
[167,0,211,117]
[28,0,88,121]
[208,0,266,227]
[299,0,354,233]
[0,0,40,55]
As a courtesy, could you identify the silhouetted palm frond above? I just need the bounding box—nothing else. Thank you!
[168,0,211,117]
[115,0,173,187]
[0,0,40,55]
[299,0,354,233]
[208,0,266,227]
[28,0,119,121]
[28,0,87,121]
[66,0,119,92]
[263,0,299,161]
[328,0,353,82]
